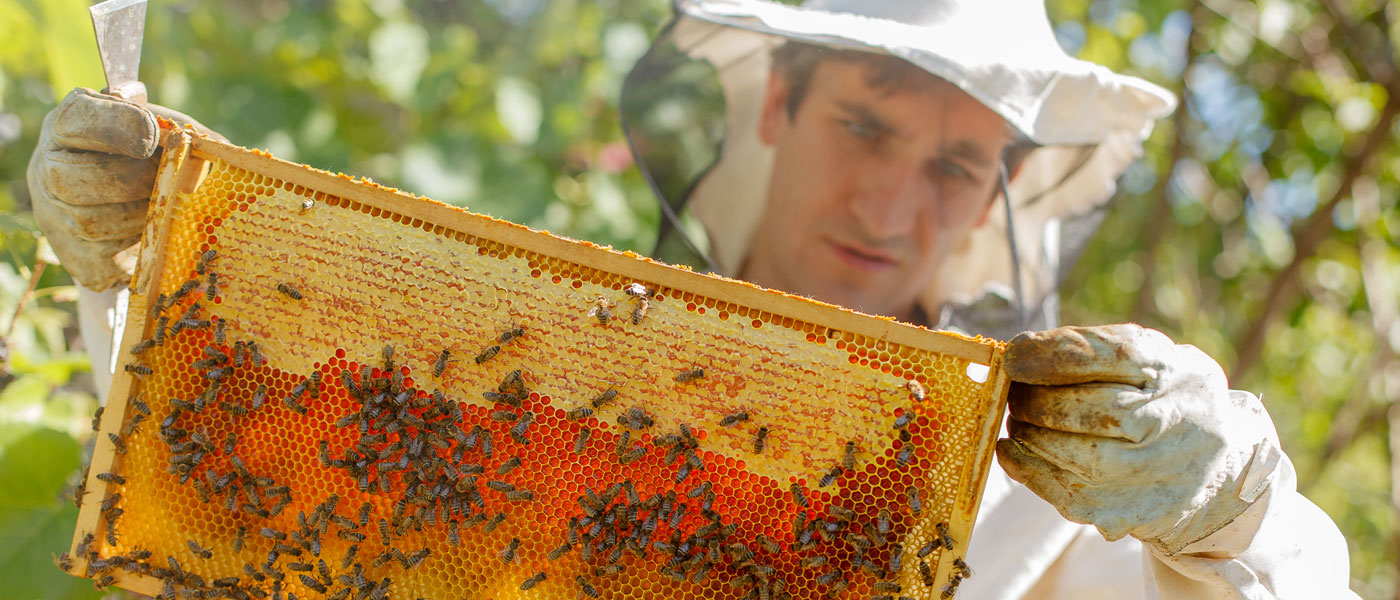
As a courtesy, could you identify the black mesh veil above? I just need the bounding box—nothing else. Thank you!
[619,19,731,273]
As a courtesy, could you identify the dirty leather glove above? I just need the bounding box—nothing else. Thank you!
[27,87,222,291]
[995,323,1281,556]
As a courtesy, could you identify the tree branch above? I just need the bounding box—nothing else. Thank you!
[1228,93,1400,382]
[1128,6,1205,325]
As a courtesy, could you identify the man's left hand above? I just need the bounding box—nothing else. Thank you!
[996,323,1281,555]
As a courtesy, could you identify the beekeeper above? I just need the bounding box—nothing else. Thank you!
[28,0,1354,597]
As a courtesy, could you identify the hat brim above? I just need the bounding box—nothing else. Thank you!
[674,0,1176,146]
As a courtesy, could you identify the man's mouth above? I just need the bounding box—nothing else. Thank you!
[827,240,897,273]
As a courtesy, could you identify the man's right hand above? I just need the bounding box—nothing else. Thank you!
[26,87,222,291]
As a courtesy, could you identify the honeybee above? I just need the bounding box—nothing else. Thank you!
[124,364,152,376]
[842,441,857,471]
[195,249,217,274]
[128,339,155,355]
[818,466,842,488]
[475,345,501,364]
[299,198,315,214]
[587,297,612,324]
[953,557,973,578]
[719,411,749,427]
[566,407,593,421]
[627,407,654,428]
[187,539,213,559]
[906,380,926,402]
[500,538,521,564]
[489,410,519,423]
[95,472,126,485]
[674,368,704,383]
[594,564,625,577]
[577,575,599,598]
[205,272,219,301]
[276,283,302,300]
[908,488,923,516]
[250,384,267,410]
[918,560,935,586]
[591,388,618,408]
[248,342,264,366]
[916,538,938,559]
[753,426,769,453]
[618,447,646,465]
[53,552,75,572]
[432,349,453,377]
[299,574,327,593]
[149,318,169,347]
[510,412,535,444]
[499,326,525,344]
[282,393,309,415]
[491,456,523,477]
[308,371,323,398]
[574,428,591,454]
[896,446,913,466]
[815,568,842,586]
[505,490,536,502]
[936,522,954,550]
[894,410,914,429]
[518,570,543,590]
[172,278,201,302]
[103,432,127,455]
[790,483,809,507]
[630,297,650,325]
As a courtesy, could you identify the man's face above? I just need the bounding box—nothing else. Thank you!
[741,58,1012,321]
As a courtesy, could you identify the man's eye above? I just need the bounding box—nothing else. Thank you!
[843,120,878,140]
[934,159,971,180]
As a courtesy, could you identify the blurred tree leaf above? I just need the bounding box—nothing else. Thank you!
[0,427,98,600]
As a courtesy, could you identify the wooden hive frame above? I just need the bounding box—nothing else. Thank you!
[66,128,1009,599]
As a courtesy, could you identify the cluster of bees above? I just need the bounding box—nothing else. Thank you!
[66,243,976,599]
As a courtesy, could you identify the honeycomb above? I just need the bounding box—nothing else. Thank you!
[67,129,1008,599]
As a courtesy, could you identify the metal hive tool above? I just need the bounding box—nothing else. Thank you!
[65,127,1009,599]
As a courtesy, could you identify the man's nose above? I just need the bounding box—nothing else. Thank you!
[848,158,927,238]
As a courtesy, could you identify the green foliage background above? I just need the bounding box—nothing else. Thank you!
[0,0,1395,597]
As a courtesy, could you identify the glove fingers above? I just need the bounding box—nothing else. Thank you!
[42,149,159,207]
[51,88,160,158]
[1004,418,1140,484]
[995,438,1093,521]
[1005,323,1174,387]
[1007,382,1157,442]
[42,229,140,290]
[31,178,149,243]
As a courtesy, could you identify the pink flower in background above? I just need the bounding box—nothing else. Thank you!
[595,142,634,173]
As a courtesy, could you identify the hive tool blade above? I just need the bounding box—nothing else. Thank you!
[90,0,148,103]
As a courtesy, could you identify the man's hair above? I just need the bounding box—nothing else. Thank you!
[769,41,1037,171]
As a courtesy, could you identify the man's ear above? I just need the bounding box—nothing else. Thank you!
[758,69,791,146]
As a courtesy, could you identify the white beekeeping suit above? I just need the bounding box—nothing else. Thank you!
[618,0,1357,597]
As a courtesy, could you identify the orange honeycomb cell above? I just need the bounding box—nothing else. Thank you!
[69,135,1007,600]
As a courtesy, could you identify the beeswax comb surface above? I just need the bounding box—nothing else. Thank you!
[69,132,1009,599]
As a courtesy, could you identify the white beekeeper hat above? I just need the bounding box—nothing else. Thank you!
[622,0,1176,331]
